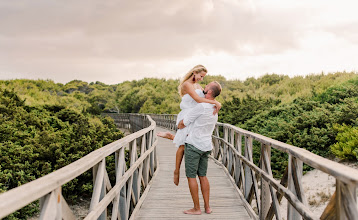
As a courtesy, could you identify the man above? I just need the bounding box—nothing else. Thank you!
[177,81,222,215]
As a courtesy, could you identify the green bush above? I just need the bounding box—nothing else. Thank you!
[219,95,281,126]
[0,89,123,219]
[330,124,358,160]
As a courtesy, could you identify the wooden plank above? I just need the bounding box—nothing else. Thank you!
[287,155,301,220]
[336,180,358,220]
[61,195,76,220]
[266,166,289,220]
[260,144,270,220]
[39,190,58,220]
[90,159,105,211]
[320,191,337,220]
[244,136,253,200]
[104,169,112,192]
[90,159,106,220]
[112,148,125,220]
[132,127,252,220]
[261,146,281,220]
[291,158,306,205]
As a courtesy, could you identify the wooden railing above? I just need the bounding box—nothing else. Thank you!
[2,112,358,220]
[152,114,358,220]
[0,114,158,220]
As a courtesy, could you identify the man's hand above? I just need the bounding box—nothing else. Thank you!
[213,100,221,115]
[178,119,186,129]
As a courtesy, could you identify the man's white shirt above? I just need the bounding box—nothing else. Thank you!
[183,103,218,152]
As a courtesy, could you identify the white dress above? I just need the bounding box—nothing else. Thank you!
[173,89,205,148]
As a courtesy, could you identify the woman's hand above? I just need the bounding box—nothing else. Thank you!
[213,101,221,115]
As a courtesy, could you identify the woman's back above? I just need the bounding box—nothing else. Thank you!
[180,89,204,110]
[176,89,204,125]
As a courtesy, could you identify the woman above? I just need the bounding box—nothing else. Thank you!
[158,64,221,186]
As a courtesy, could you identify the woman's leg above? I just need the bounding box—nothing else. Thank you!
[174,145,185,185]
[156,132,184,185]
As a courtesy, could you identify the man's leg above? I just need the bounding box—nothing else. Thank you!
[184,144,202,215]
[199,176,212,214]
[198,150,212,214]
[174,145,184,186]
[183,178,201,214]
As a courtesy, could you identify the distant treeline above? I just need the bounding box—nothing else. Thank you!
[1,71,358,218]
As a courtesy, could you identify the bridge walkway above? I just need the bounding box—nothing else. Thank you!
[132,127,252,219]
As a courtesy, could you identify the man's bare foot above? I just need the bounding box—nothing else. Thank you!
[205,207,212,214]
[174,171,180,186]
[157,131,173,140]
[183,208,202,215]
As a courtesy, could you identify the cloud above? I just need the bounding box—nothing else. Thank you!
[0,0,309,61]
[0,0,357,83]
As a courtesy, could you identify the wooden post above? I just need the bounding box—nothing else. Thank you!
[234,133,243,187]
[227,129,234,174]
[90,159,106,220]
[244,136,253,200]
[138,135,146,191]
[236,133,242,152]
[223,127,229,166]
[125,140,137,218]
[61,194,76,220]
[287,155,303,220]
[39,190,59,220]
[261,146,282,220]
[149,131,155,176]
[260,144,271,220]
[213,126,220,159]
[112,147,127,220]
[132,152,139,206]
[336,180,358,220]
[153,126,158,170]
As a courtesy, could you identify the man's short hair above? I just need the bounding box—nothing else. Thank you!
[210,81,222,97]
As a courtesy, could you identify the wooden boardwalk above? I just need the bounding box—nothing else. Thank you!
[132,127,252,220]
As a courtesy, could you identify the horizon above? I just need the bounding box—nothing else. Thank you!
[1,70,357,85]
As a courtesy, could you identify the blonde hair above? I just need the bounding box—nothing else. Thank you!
[178,65,207,97]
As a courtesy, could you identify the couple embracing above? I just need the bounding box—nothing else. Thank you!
[158,65,222,215]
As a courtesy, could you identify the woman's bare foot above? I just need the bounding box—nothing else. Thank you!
[183,208,202,215]
[157,131,174,140]
[174,171,180,186]
[205,207,212,214]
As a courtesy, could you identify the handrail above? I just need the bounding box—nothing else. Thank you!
[0,114,158,220]
[152,114,358,220]
[218,122,358,185]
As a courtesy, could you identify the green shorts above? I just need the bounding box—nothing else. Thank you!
[184,143,212,178]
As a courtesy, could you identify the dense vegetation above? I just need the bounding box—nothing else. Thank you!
[0,88,123,219]
[1,71,358,218]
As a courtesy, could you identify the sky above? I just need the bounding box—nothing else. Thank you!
[0,0,358,84]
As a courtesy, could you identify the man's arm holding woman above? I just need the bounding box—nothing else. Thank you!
[178,104,204,129]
